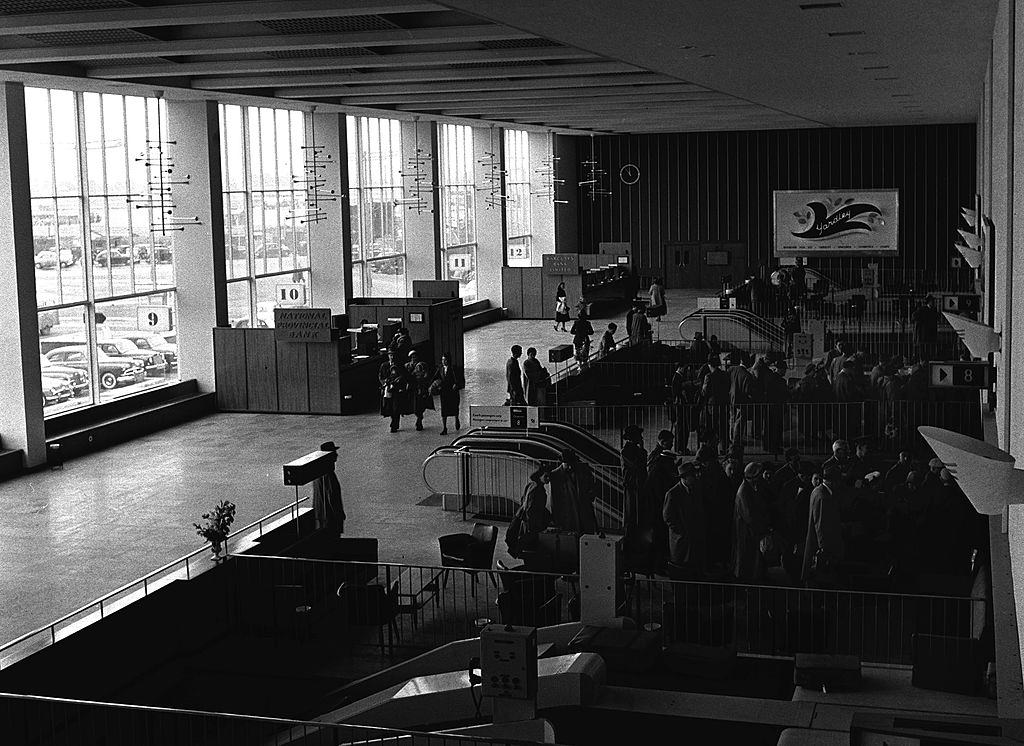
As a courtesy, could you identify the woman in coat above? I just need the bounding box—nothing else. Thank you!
[431,351,463,435]
[554,282,570,331]
[733,461,771,582]
[380,357,412,433]
[405,350,435,431]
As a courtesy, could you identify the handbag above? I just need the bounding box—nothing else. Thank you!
[428,379,442,396]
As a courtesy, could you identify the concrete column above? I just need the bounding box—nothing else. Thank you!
[991,0,1012,452]
[307,111,347,313]
[473,125,503,304]
[529,130,556,267]
[166,99,225,393]
[0,82,45,467]
[402,118,438,289]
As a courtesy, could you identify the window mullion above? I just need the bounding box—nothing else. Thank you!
[74,90,100,406]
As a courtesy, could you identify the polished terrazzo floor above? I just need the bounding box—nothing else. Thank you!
[0,289,701,644]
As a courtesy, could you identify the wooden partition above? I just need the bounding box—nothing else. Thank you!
[503,252,632,319]
[347,296,464,371]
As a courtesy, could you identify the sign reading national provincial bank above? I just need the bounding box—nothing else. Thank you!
[274,307,332,343]
[773,189,899,257]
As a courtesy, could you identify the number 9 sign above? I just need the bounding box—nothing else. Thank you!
[137,305,172,332]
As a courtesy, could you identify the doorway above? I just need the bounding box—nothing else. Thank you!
[664,242,701,288]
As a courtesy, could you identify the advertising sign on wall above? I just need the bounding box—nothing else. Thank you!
[773,189,899,257]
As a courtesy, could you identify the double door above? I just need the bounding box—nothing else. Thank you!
[663,242,744,289]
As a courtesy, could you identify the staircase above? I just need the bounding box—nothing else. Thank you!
[462,299,505,331]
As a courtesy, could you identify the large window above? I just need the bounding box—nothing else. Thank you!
[220,104,311,327]
[28,87,180,417]
[439,123,477,301]
[347,115,406,298]
[504,128,532,267]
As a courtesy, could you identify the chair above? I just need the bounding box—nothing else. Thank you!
[336,579,401,655]
[497,575,562,627]
[438,523,499,596]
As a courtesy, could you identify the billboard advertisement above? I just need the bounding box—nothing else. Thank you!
[773,189,898,257]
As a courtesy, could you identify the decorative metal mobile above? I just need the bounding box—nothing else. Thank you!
[395,116,436,214]
[126,103,200,233]
[533,151,567,205]
[578,133,611,201]
[476,126,509,210]
[288,113,337,225]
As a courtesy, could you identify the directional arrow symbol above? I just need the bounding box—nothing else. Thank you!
[939,368,948,381]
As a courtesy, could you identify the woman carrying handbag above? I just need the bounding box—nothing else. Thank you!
[431,351,464,435]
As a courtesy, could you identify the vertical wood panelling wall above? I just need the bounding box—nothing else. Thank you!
[578,124,976,285]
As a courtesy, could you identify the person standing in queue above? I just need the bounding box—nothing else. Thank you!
[662,461,708,578]
[802,464,846,586]
[313,441,345,536]
[547,448,598,535]
[522,347,549,406]
[431,351,463,435]
[405,350,434,431]
[598,322,618,357]
[620,424,648,537]
[506,345,526,405]
[554,281,570,332]
[379,350,411,433]
[733,461,771,582]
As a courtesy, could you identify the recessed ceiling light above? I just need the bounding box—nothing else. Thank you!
[679,45,694,50]
[800,2,843,8]
[863,65,890,70]
[700,53,716,58]
[848,51,879,56]
[891,93,913,98]
[874,76,899,81]
[828,30,865,36]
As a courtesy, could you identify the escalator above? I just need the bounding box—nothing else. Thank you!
[422,422,626,529]
[678,308,786,353]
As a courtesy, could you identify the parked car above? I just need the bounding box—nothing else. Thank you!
[39,354,89,396]
[45,346,145,390]
[94,247,134,267]
[56,248,78,267]
[40,374,73,406]
[34,251,57,270]
[96,339,167,376]
[115,332,177,370]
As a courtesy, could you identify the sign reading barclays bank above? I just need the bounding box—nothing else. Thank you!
[773,189,898,257]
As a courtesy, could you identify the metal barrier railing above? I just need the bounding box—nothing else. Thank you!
[0,497,311,670]
[422,448,625,531]
[546,400,983,457]
[549,334,629,386]
[226,555,579,657]
[623,576,985,667]
[0,691,542,746]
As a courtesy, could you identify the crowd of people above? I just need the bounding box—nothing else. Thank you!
[377,326,464,434]
[617,430,982,589]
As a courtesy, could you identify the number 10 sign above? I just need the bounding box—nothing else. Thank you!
[276,283,307,306]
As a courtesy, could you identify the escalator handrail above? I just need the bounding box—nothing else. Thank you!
[458,425,620,466]
[678,308,786,345]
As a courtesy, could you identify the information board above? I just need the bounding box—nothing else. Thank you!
[942,294,981,314]
[274,307,332,343]
[793,333,813,360]
[929,362,991,389]
[469,405,539,429]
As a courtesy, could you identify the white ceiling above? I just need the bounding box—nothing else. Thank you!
[0,0,998,133]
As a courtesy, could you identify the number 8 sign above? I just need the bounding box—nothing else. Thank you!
[136,305,172,331]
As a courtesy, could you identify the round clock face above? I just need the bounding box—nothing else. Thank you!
[619,163,640,185]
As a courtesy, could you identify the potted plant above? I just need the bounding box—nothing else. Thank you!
[194,500,236,562]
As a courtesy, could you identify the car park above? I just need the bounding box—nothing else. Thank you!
[39,354,89,396]
[115,332,177,369]
[93,247,134,266]
[40,374,73,406]
[45,346,145,390]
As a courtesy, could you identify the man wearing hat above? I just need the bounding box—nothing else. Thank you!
[850,437,881,489]
[662,461,707,577]
[771,447,803,492]
[313,441,345,536]
[802,464,845,585]
[699,353,730,455]
[547,448,598,534]
[640,431,677,573]
[405,349,434,431]
[620,425,648,534]
[734,461,771,582]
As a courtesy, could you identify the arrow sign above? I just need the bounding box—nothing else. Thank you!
[939,368,948,382]
[930,362,991,388]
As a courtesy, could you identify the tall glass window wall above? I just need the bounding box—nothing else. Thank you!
[504,129,532,267]
[29,87,180,417]
[439,123,477,301]
[346,115,406,297]
[220,104,311,327]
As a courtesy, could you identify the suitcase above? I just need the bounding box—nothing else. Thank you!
[568,625,661,673]
[793,653,862,690]
[912,634,981,695]
[664,643,737,679]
